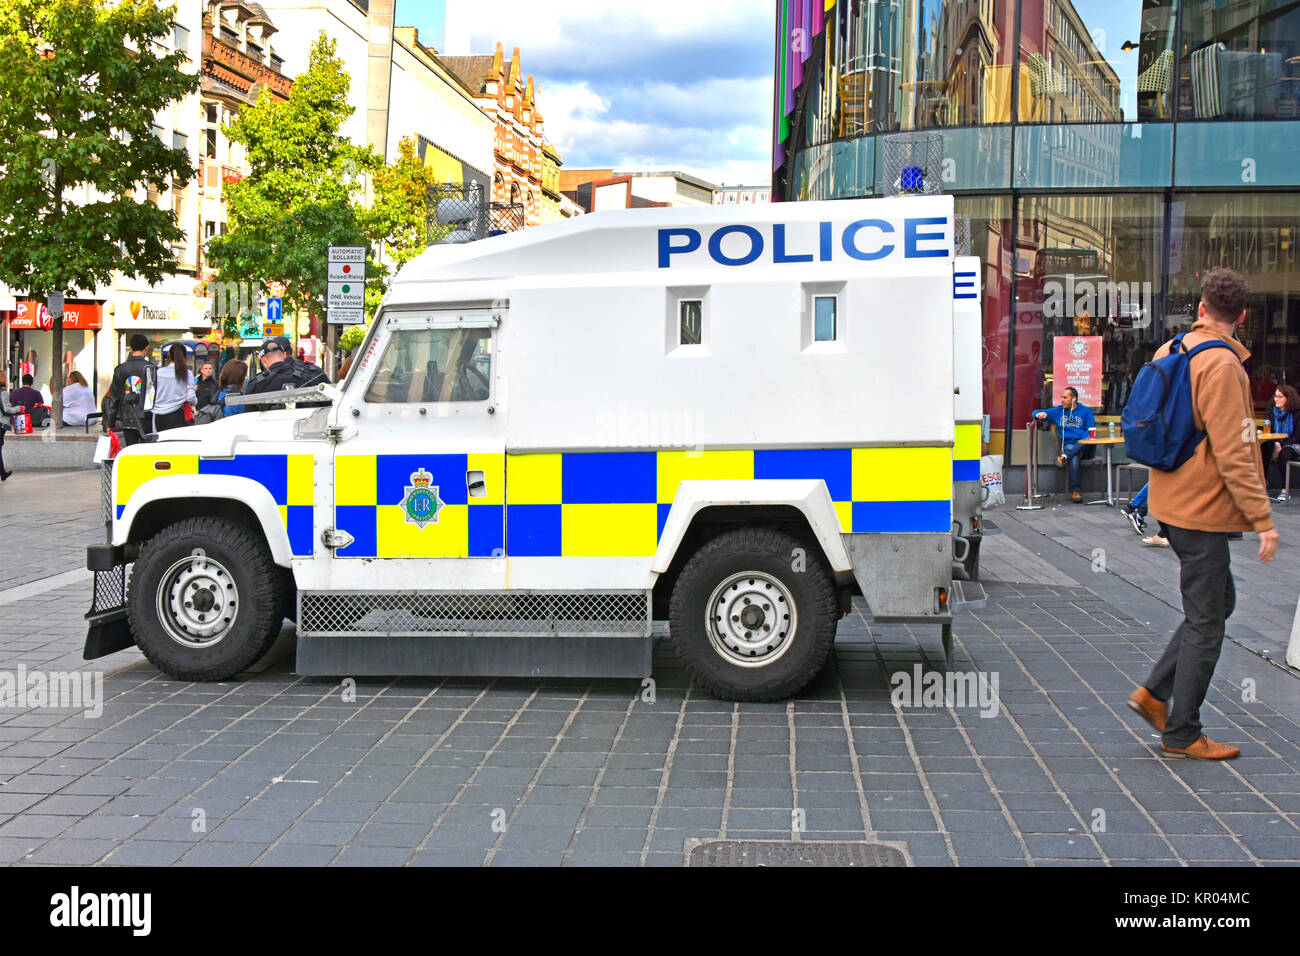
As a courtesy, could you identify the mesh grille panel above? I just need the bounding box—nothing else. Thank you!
[91,564,130,614]
[880,132,944,197]
[100,461,114,527]
[300,591,650,637]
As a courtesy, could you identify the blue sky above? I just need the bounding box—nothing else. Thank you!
[393,0,775,186]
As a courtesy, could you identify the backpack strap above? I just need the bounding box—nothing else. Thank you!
[1185,338,1240,363]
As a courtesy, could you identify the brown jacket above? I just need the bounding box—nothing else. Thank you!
[1147,320,1274,533]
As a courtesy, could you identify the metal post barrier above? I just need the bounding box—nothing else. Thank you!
[1017,421,1045,510]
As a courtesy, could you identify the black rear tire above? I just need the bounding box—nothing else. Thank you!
[127,517,283,681]
[668,527,838,701]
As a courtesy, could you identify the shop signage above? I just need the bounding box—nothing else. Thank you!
[1053,335,1103,408]
[115,295,212,329]
[9,301,102,330]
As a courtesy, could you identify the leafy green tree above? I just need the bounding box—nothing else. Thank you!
[0,0,197,428]
[207,32,380,329]
[366,136,433,271]
[337,323,367,354]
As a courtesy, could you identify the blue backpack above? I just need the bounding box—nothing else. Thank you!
[1121,333,1239,471]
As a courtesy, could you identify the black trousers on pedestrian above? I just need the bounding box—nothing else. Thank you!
[1266,444,1299,492]
[1143,524,1235,748]
[151,408,189,433]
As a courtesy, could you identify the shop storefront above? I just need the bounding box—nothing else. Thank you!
[774,0,1300,463]
[3,300,104,400]
[109,287,218,366]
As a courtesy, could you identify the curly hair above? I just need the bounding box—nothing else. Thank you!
[1200,267,1250,323]
[1278,384,1300,413]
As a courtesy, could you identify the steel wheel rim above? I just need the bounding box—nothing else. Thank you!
[155,552,238,649]
[705,571,797,667]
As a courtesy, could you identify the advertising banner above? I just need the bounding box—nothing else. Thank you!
[1053,335,1103,408]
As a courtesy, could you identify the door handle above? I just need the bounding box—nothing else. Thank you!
[466,470,487,497]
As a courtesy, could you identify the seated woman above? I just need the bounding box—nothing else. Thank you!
[61,371,98,427]
[1263,384,1300,501]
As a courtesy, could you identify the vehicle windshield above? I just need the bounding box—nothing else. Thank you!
[363,327,492,404]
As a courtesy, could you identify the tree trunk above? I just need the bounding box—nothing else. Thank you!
[49,164,63,435]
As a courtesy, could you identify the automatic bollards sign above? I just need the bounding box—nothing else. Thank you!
[327,245,366,324]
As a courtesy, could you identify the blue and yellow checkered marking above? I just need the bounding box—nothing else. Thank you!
[333,447,952,558]
[953,423,981,483]
[115,453,315,556]
[335,453,504,558]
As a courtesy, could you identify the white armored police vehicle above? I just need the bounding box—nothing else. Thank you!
[84,196,985,701]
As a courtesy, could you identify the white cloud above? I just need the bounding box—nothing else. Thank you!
[437,0,775,185]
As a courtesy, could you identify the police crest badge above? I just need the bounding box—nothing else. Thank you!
[402,468,444,528]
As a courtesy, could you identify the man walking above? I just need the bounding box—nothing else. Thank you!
[1127,268,1279,759]
[103,334,154,446]
[1033,386,1096,503]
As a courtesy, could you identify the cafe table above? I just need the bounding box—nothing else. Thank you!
[1078,435,1126,506]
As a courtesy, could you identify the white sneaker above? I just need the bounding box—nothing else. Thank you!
[1141,535,1170,548]
[1275,491,1290,503]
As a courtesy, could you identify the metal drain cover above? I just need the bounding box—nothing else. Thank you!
[686,840,910,867]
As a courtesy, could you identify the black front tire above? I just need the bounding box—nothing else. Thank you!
[668,527,838,701]
[127,517,283,681]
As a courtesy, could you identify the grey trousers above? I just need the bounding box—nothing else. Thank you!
[1144,524,1236,748]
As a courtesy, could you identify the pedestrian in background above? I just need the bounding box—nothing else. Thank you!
[152,343,197,433]
[195,360,219,410]
[217,359,248,417]
[1127,268,1279,760]
[1033,386,1096,503]
[9,374,43,414]
[1262,384,1299,501]
[61,371,97,427]
[0,370,20,481]
[1119,481,1171,547]
[104,333,154,446]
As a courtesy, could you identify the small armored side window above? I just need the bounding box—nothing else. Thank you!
[813,296,837,342]
[679,299,703,345]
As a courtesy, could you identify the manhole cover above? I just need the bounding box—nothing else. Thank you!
[686,840,909,867]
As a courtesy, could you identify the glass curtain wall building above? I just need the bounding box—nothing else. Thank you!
[774,0,1300,462]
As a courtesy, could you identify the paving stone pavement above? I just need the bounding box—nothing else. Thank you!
[0,472,1297,867]
[993,493,1300,661]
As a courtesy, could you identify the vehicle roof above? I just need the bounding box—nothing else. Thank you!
[384,195,955,306]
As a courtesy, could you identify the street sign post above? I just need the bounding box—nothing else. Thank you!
[263,297,284,338]
[264,297,284,337]
[327,246,366,325]
[47,290,64,318]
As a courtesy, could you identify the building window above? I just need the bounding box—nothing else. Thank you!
[205,103,218,124]
[172,131,187,152]
[173,22,189,52]
[679,299,703,345]
[813,296,837,341]
[247,41,262,61]
[205,128,217,159]
[220,25,237,45]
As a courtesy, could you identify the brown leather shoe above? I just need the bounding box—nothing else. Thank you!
[1160,735,1240,760]
[1127,686,1167,732]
